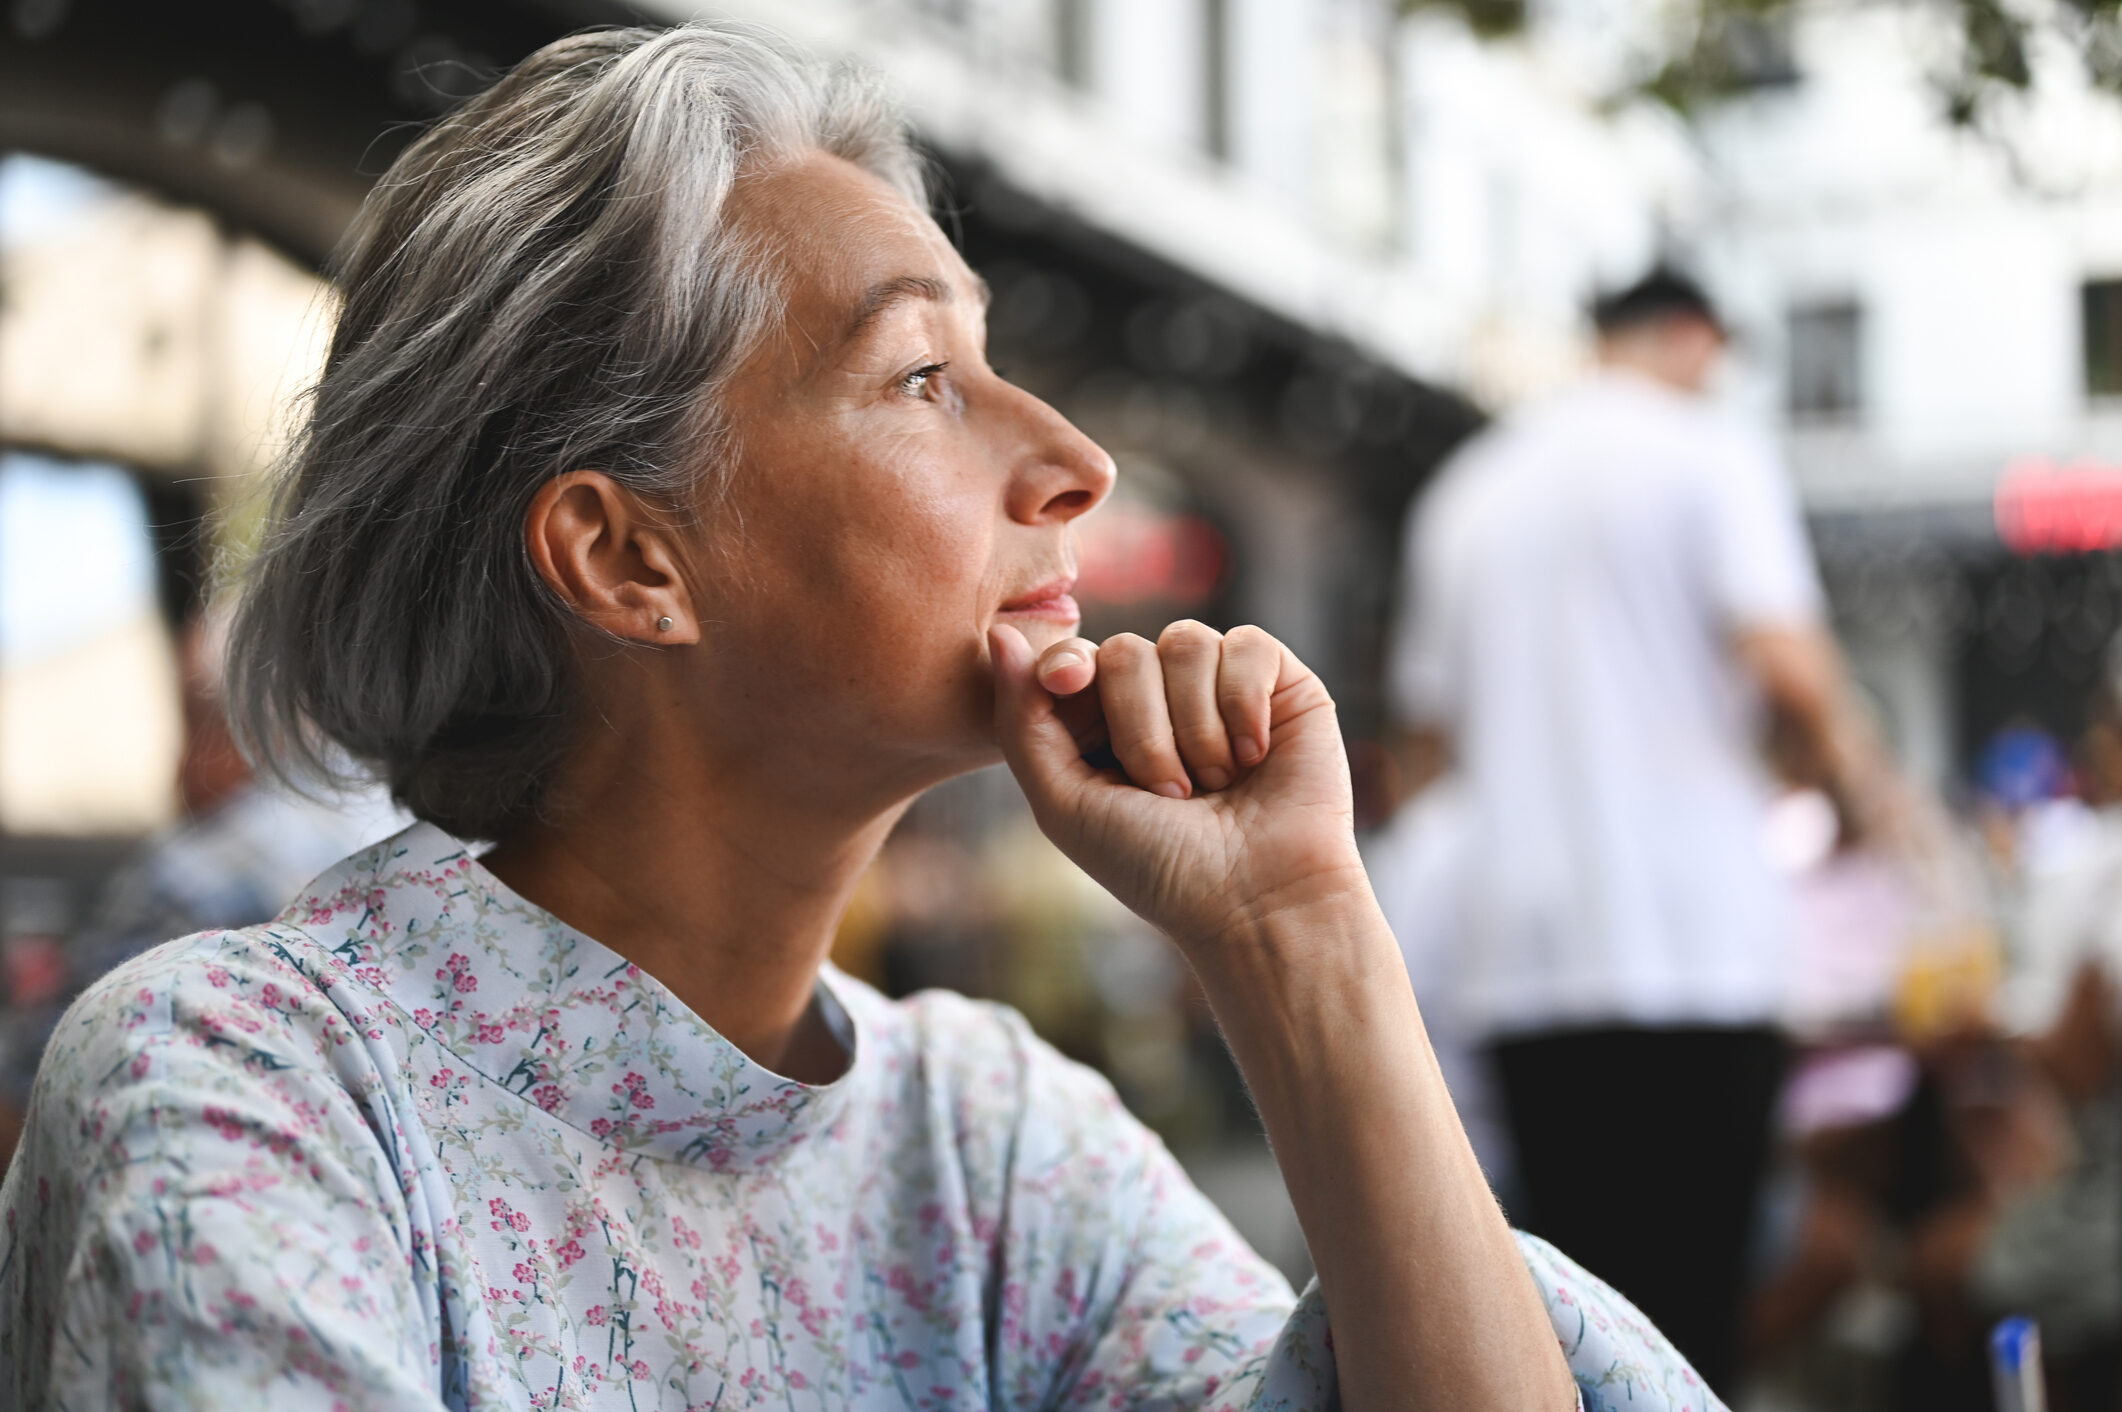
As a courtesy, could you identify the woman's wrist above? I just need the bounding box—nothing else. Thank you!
[1171,840,1366,942]
[1174,854,1379,962]
[1180,881,1416,1088]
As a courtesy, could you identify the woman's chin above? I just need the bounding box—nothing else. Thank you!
[993,614,1083,655]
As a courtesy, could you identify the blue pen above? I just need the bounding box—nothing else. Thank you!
[1989,1316,2048,1412]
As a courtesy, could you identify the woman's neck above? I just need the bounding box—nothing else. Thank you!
[480,722,912,1084]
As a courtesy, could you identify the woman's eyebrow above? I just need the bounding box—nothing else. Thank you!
[840,272,992,347]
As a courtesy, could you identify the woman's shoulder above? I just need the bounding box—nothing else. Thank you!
[57,915,370,1020]
[32,920,400,1125]
[2,922,441,1408]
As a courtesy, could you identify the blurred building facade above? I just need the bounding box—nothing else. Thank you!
[1696,5,2122,790]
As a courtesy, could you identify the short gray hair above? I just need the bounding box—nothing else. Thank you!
[227,23,925,840]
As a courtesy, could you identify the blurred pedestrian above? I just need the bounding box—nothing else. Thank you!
[0,604,402,1168]
[1388,266,1889,1392]
[1948,665,2122,1401]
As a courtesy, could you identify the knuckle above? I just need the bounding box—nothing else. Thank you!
[1156,619,1219,655]
[1100,633,1154,665]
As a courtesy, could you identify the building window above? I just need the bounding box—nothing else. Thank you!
[1054,0,1091,89]
[1710,13,1800,89]
[1788,300,1863,423]
[2083,279,2122,398]
[1202,0,1232,161]
[1313,1,1403,253]
[913,0,973,29]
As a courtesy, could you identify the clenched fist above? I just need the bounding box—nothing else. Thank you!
[988,620,1367,954]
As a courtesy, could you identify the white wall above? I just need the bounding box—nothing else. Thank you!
[1397,15,1695,402]
[1088,0,1206,154]
[1703,7,2122,511]
[1227,0,1316,207]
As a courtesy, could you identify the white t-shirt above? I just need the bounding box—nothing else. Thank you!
[1389,369,1823,1036]
[1361,778,1516,1188]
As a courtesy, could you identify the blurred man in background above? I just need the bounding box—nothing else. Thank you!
[1388,267,1890,1392]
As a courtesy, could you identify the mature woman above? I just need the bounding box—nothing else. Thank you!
[0,25,1711,1412]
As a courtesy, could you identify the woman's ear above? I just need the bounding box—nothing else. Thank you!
[523,471,700,644]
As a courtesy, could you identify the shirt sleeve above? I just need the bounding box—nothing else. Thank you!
[0,931,449,1411]
[989,1017,1724,1412]
[1703,425,1824,630]
[1385,481,1460,730]
[1,799,304,1113]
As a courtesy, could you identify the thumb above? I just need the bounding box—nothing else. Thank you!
[990,625,1094,808]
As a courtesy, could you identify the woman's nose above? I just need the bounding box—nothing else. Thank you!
[1004,391,1117,526]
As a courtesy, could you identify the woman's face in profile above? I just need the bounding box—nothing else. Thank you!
[687,152,1115,779]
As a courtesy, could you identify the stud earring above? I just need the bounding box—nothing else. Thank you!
[655,616,673,633]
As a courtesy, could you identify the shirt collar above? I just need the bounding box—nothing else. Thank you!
[280,820,860,1171]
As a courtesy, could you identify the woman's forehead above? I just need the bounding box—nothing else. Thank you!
[744,157,973,312]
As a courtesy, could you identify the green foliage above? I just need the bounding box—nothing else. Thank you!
[1398,0,2122,126]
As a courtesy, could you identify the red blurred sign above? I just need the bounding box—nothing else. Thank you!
[1076,502,1229,609]
[1995,455,2122,553]
[3,935,67,1008]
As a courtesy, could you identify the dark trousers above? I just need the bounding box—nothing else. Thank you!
[1491,1024,1786,1396]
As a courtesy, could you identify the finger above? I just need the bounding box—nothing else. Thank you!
[1217,624,1280,766]
[1035,636,1109,755]
[1097,633,1190,799]
[1156,620,1236,791]
[989,625,1097,807]
[1035,637,1098,698]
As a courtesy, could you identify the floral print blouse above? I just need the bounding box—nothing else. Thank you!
[0,823,1719,1411]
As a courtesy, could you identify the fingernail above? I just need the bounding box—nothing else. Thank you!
[1235,736,1265,765]
[1039,649,1086,679]
[1152,780,1189,800]
[1195,766,1231,791]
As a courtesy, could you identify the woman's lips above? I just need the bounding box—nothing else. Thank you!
[998,580,1081,623]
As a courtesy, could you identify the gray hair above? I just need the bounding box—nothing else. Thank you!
[227,23,926,840]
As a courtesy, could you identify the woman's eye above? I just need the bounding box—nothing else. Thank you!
[899,361,949,397]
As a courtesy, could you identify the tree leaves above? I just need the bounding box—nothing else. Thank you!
[1398,0,2122,128]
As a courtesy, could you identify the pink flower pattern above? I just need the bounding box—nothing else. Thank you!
[0,823,1711,1410]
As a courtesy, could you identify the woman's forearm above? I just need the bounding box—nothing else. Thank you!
[1185,887,1576,1412]
[987,625,1575,1406]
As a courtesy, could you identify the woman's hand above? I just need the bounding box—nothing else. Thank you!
[988,621,1365,953]
[992,619,1581,1412]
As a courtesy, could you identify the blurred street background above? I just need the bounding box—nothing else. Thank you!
[9,0,2122,1405]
